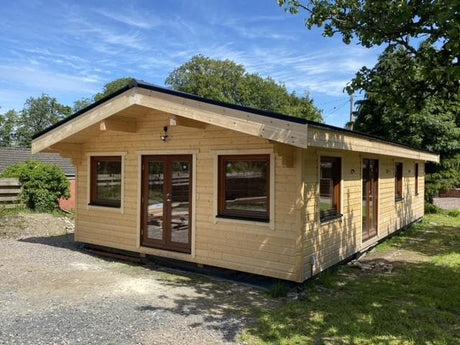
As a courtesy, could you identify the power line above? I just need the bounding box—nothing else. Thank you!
[325,100,349,115]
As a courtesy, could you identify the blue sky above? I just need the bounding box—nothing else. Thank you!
[1,0,381,127]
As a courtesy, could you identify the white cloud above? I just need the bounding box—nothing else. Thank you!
[0,65,100,93]
[206,45,378,96]
[95,8,162,29]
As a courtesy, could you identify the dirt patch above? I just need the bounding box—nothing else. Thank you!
[348,224,438,277]
[0,212,74,240]
[361,246,431,264]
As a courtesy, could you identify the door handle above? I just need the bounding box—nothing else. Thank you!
[166,193,171,202]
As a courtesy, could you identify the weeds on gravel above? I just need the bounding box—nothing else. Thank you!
[242,214,460,345]
[0,205,28,218]
[0,206,73,219]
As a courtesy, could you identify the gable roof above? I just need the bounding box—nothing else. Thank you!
[31,79,439,163]
[0,147,75,176]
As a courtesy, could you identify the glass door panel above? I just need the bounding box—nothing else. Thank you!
[170,161,190,244]
[147,161,164,241]
[362,159,378,241]
[362,160,368,234]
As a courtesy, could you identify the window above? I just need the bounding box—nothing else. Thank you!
[218,154,269,222]
[415,163,419,195]
[319,156,341,221]
[395,162,403,202]
[90,156,122,207]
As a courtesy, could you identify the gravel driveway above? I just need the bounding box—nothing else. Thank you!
[0,232,275,345]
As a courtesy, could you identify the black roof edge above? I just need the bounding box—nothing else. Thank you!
[32,78,437,156]
[31,80,139,140]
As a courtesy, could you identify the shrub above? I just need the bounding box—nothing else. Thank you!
[425,202,442,214]
[448,209,460,218]
[1,161,70,212]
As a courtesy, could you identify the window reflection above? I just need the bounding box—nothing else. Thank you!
[219,155,269,221]
[91,157,121,207]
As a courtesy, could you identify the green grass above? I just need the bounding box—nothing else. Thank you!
[242,214,460,345]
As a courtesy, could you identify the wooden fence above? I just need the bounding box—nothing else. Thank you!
[0,178,22,209]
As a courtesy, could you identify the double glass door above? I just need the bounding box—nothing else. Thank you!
[141,155,192,253]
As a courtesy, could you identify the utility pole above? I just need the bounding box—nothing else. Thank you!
[349,94,354,130]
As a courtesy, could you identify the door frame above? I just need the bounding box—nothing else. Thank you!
[136,151,197,257]
[362,158,379,242]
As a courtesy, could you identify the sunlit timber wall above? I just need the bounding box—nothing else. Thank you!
[300,148,425,280]
[73,106,305,281]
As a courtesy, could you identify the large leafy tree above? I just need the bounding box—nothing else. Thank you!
[1,78,133,146]
[72,77,133,112]
[73,77,133,112]
[352,49,459,201]
[94,77,133,102]
[279,0,460,199]
[0,109,18,147]
[278,1,459,66]
[166,55,322,122]
[16,94,72,147]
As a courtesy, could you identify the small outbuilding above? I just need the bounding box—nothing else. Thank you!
[31,80,439,282]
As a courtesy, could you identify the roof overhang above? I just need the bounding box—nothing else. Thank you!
[31,81,440,164]
[31,86,309,153]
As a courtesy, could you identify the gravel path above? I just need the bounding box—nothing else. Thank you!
[0,233,275,345]
[433,197,460,210]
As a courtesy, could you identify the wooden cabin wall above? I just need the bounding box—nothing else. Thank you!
[73,109,304,281]
[300,149,425,280]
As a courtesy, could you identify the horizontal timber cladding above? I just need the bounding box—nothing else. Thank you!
[73,110,305,282]
[301,148,425,280]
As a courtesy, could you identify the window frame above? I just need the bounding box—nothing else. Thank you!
[217,154,270,223]
[395,162,403,202]
[319,156,342,223]
[415,163,419,196]
[89,155,123,208]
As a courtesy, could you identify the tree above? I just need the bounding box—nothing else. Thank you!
[277,0,459,65]
[16,94,72,147]
[73,77,133,112]
[351,49,460,201]
[94,77,133,102]
[0,109,18,147]
[279,0,460,199]
[73,97,93,112]
[166,55,322,122]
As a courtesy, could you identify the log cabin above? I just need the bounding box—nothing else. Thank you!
[31,80,439,282]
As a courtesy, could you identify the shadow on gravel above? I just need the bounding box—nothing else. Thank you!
[20,233,79,250]
[20,234,293,291]
[132,275,279,342]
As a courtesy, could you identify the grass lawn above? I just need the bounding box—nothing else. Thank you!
[242,214,460,345]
